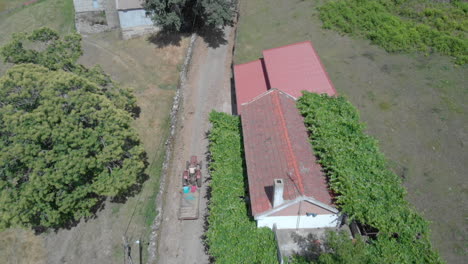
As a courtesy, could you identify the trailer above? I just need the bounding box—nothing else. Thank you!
[179,156,203,220]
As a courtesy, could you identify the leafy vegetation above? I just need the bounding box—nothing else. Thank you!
[0,28,146,229]
[296,92,442,263]
[319,0,468,64]
[0,0,75,45]
[206,111,278,264]
[289,231,371,264]
[143,0,235,31]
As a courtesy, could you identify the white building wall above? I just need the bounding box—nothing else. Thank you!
[257,214,340,229]
[118,9,153,28]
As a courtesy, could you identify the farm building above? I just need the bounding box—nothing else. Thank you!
[241,89,339,229]
[116,0,158,39]
[235,41,339,230]
[233,41,336,114]
[73,0,157,38]
[73,0,120,33]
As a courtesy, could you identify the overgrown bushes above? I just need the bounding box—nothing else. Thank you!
[296,92,442,263]
[319,0,468,64]
[206,111,278,264]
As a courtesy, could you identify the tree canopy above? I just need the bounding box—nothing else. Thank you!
[144,0,235,31]
[0,28,146,229]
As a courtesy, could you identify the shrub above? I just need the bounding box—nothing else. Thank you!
[206,111,278,264]
[319,0,468,64]
[296,92,442,263]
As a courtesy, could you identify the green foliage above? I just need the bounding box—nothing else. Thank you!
[1,27,82,71]
[319,0,468,64]
[287,231,371,264]
[0,28,137,114]
[296,92,442,263]
[0,28,145,229]
[206,111,278,264]
[143,0,235,31]
[315,231,371,264]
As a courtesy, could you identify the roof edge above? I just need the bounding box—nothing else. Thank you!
[234,59,263,68]
[241,88,296,109]
[254,196,338,219]
[262,41,313,55]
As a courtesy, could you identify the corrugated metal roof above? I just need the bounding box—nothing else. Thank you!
[262,41,337,98]
[241,89,334,217]
[116,0,144,10]
[233,60,269,114]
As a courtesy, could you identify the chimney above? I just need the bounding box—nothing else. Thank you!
[273,179,284,207]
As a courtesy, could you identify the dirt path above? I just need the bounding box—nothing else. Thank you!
[154,27,234,264]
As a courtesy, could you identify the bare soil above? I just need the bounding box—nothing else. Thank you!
[154,27,234,264]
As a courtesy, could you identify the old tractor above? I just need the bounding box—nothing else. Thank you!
[183,156,202,188]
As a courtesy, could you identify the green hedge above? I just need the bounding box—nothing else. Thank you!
[297,92,442,263]
[206,111,278,264]
[319,0,468,64]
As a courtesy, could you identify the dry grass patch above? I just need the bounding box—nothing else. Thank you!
[0,229,46,264]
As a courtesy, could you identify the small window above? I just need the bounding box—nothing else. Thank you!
[93,0,99,9]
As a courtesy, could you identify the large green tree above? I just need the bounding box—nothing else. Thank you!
[144,0,235,31]
[0,29,146,229]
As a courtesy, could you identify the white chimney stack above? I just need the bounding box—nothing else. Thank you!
[273,179,284,207]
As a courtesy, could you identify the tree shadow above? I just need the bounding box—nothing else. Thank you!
[130,105,141,119]
[290,232,323,262]
[147,24,228,49]
[197,26,228,49]
[147,30,190,48]
[33,195,107,235]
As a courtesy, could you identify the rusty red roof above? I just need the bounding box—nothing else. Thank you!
[241,89,334,217]
[233,60,269,114]
[262,41,337,98]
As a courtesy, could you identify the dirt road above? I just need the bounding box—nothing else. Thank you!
[154,28,234,264]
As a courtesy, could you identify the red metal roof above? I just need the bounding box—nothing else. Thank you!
[262,41,337,98]
[233,60,269,114]
[241,89,334,217]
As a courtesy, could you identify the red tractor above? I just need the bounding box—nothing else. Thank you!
[183,156,202,188]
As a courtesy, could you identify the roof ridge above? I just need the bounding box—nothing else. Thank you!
[241,88,297,109]
[234,59,263,67]
[271,90,305,195]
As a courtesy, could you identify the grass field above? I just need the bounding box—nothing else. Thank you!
[0,0,74,42]
[0,1,189,263]
[235,1,467,263]
[0,0,41,12]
